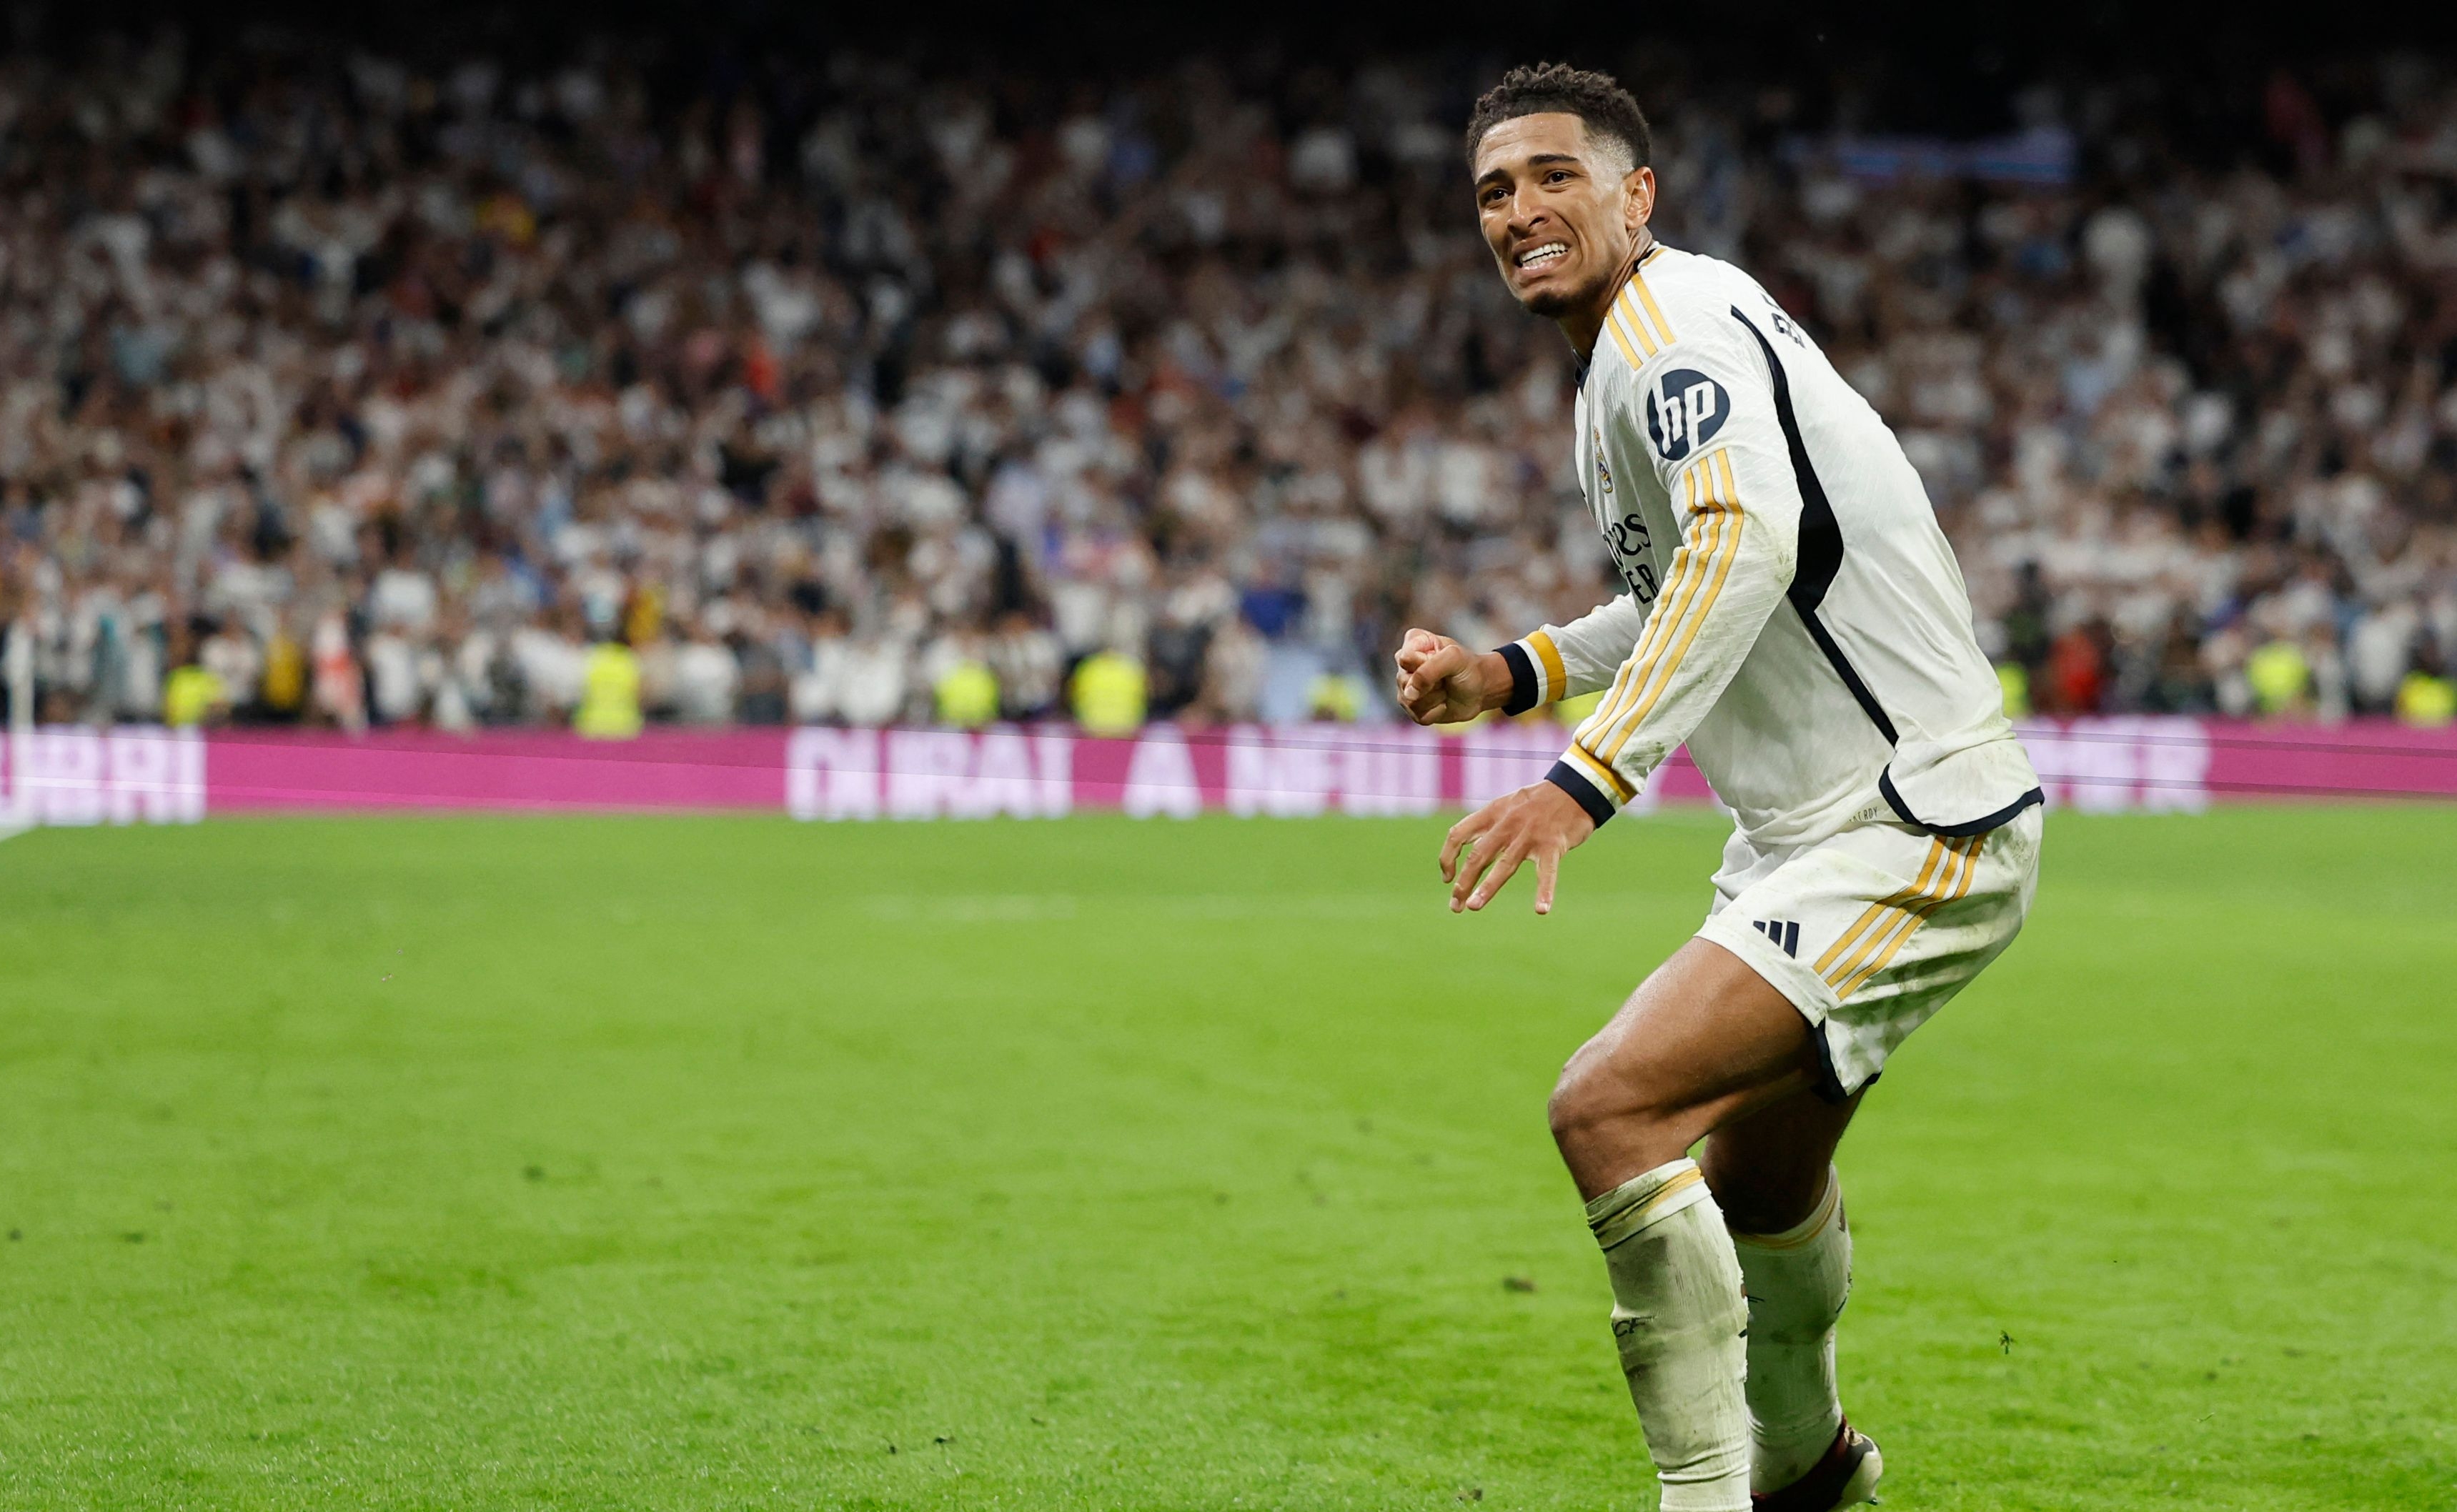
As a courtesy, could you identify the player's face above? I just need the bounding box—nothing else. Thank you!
[1471,114,1651,320]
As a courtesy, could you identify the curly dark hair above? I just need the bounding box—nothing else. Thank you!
[1463,63,1652,172]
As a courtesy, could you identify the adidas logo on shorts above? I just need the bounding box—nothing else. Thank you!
[1751,918,1802,958]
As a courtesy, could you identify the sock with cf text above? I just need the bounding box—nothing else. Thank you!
[1585,1158,1753,1512]
[1727,1166,1852,1493]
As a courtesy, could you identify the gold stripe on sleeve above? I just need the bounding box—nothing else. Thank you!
[1594,453,1746,764]
[1562,742,1637,804]
[1574,471,1713,754]
[1577,466,1707,741]
[1610,285,1654,357]
[1607,299,1658,361]
[1602,308,1643,368]
[1629,269,1677,347]
[1527,631,1568,705]
[1579,508,1719,751]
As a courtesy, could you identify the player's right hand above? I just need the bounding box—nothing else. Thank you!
[1394,628,1499,726]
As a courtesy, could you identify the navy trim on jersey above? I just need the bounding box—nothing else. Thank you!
[1730,307,1843,611]
[1545,760,1620,829]
[1735,307,2037,839]
[1797,612,1901,745]
[1732,307,1905,748]
[1496,642,1540,716]
[1878,775,2045,836]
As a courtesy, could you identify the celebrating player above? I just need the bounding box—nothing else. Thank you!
[1394,64,2045,1511]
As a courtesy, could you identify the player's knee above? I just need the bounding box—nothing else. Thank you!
[1543,1069,1589,1150]
[1547,1045,1678,1153]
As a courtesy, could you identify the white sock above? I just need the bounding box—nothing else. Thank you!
[1728,1166,1851,1492]
[1586,1159,1752,1512]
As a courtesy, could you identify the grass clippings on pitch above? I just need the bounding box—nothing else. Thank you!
[1,806,2452,1510]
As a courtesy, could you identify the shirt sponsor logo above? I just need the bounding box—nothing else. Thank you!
[1644,368,1729,463]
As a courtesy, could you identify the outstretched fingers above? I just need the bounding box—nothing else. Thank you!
[1439,810,1487,884]
[1441,782,1586,918]
[1459,838,1527,912]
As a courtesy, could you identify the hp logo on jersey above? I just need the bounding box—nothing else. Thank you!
[1644,368,1729,463]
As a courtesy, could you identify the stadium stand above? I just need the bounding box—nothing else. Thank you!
[1,34,2453,732]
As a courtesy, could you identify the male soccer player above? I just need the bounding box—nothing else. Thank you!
[1394,65,2045,1511]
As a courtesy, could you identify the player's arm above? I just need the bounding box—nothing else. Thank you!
[1443,323,1807,914]
[1394,595,1648,726]
[1547,334,1803,827]
[1396,597,1648,914]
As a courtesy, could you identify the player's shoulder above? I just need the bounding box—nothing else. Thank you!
[1592,246,1762,387]
[1589,247,1772,442]
[1627,243,1753,320]
[1587,248,1823,475]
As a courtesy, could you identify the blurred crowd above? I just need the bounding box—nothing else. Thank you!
[2,34,2455,736]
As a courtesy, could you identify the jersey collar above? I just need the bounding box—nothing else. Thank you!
[1576,243,1667,389]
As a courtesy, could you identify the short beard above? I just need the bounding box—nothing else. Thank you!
[1515,262,1614,320]
[1519,287,1576,318]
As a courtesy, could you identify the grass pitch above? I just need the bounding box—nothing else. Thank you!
[1,805,2452,1510]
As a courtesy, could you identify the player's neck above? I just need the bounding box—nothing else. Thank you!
[1557,231,1657,363]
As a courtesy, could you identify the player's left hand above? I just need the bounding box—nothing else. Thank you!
[1441,780,1596,915]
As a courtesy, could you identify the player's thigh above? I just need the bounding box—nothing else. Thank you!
[1552,934,1824,1139]
[1698,809,2042,1103]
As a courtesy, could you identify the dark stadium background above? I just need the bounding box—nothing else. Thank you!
[6,0,2456,761]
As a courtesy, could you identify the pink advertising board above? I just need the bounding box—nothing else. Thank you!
[1,717,2451,825]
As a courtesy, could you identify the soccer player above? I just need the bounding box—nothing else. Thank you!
[1394,65,2045,1511]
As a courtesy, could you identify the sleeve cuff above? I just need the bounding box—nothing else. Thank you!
[1496,642,1540,716]
[1547,747,1632,828]
[1496,631,1569,715]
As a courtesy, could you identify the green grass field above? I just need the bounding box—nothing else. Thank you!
[1,807,2453,1510]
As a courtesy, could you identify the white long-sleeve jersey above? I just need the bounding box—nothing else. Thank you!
[1497,244,2040,848]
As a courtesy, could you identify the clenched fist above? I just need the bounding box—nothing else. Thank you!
[1394,629,1511,726]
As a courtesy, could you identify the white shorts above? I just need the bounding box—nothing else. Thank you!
[1694,805,2043,1100]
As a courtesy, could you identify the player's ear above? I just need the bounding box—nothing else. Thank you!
[1623,165,1654,236]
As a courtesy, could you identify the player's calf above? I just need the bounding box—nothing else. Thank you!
[1729,1170,1854,1493]
[1554,940,1837,1512]
[1704,1093,1865,1493]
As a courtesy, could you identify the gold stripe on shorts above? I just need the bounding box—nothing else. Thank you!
[1832,835,1985,1000]
[1827,840,1975,993]
[1817,834,1979,991]
[1814,836,1950,979]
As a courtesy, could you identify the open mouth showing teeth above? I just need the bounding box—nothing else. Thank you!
[1516,242,1568,269]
